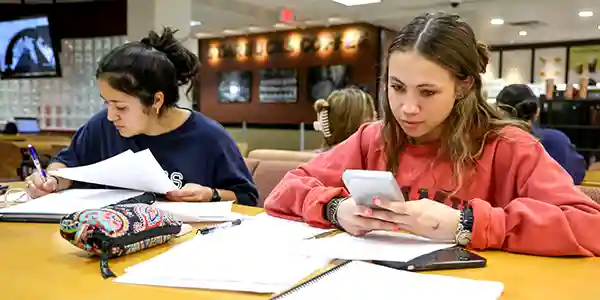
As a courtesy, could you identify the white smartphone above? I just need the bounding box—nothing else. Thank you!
[342,169,405,208]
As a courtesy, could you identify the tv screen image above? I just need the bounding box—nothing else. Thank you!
[0,16,60,79]
[217,71,252,103]
[307,65,351,100]
[259,68,298,103]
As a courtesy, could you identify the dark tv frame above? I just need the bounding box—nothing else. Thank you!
[0,14,62,80]
[306,64,352,101]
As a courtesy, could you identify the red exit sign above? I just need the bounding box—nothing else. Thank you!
[280,9,294,23]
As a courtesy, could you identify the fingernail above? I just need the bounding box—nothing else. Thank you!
[365,208,372,215]
[393,225,399,232]
[372,197,378,204]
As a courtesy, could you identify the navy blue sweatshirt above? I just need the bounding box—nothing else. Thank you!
[52,109,258,206]
[533,124,587,185]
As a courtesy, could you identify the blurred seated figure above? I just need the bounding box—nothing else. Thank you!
[496,84,586,184]
[3,122,18,134]
[313,87,377,152]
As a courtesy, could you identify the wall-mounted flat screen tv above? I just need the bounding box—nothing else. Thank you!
[0,15,61,79]
[217,71,252,103]
[307,64,351,100]
[259,68,298,103]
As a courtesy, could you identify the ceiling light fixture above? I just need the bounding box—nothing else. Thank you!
[579,11,594,17]
[190,21,202,26]
[490,18,504,25]
[519,30,527,36]
[331,0,381,6]
[598,24,600,30]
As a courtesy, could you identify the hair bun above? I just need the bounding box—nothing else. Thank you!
[476,41,490,74]
[140,27,200,87]
[514,99,538,120]
[313,99,330,112]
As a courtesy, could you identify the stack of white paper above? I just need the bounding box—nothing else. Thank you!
[153,201,243,222]
[275,261,504,300]
[114,214,334,293]
[0,189,239,223]
[49,149,178,194]
[0,189,144,215]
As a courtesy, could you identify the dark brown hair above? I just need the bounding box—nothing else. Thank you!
[381,12,527,192]
[96,27,200,115]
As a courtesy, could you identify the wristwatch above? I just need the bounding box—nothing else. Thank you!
[323,197,348,229]
[455,207,474,246]
[210,188,221,202]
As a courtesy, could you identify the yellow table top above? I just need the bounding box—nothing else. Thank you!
[1,182,599,299]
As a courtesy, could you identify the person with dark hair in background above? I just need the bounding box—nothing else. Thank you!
[496,84,586,184]
[24,27,258,206]
[264,12,600,257]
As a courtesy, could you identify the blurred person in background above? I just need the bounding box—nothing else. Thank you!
[496,84,586,184]
[313,87,377,152]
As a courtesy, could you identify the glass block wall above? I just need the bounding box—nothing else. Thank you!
[0,36,126,131]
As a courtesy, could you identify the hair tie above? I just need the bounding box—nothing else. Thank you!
[313,110,332,138]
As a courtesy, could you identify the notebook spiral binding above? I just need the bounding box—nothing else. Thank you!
[270,260,352,299]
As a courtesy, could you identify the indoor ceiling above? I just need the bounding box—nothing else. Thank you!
[190,0,600,45]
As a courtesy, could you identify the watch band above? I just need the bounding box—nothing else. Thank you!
[210,188,221,202]
[455,207,474,246]
[461,207,474,232]
[47,174,60,192]
[323,197,347,229]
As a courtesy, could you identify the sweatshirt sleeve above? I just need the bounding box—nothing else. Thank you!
[470,135,600,256]
[263,124,372,227]
[542,130,587,185]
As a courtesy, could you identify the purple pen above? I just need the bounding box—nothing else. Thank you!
[27,144,47,182]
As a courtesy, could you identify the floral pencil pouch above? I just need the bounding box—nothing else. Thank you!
[58,192,183,278]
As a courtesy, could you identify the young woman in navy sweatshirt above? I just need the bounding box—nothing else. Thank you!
[496,84,587,184]
[24,27,258,206]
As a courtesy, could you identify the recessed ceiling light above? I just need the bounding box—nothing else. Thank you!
[331,0,381,6]
[519,30,527,36]
[598,24,600,30]
[490,18,504,25]
[327,17,352,24]
[194,32,213,38]
[222,29,242,35]
[579,11,594,17]
[190,21,202,26]
[274,22,293,29]
[247,26,264,32]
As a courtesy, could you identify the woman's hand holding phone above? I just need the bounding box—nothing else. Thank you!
[335,198,398,236]
[337,197,461,241]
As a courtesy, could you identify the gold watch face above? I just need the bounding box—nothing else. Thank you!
[457,231,473,246]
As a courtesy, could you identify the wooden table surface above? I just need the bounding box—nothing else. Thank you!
[1,182,599,300]
[0,134,71,151]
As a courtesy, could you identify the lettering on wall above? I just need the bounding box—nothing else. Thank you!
[206,28,366,64]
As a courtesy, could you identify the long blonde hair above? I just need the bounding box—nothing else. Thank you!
[381,12,528,193]
[314,87,377,149]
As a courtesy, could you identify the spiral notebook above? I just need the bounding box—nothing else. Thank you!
[271,261,504,300]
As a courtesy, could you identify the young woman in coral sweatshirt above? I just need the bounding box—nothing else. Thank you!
[264,12,600,257]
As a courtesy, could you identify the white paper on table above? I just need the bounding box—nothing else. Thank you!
[153,201,242,222]
[0,189,144,215]
[114,214,334,293]
[49,149,177,194]
[274,260,504,300]
[283,231,456,262]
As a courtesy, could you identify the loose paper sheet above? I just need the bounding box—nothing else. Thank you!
[284,231,456,262]
[49,149,177,194]
[277,261,504,300]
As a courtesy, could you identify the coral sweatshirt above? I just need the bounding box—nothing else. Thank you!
[264,122,600,257]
